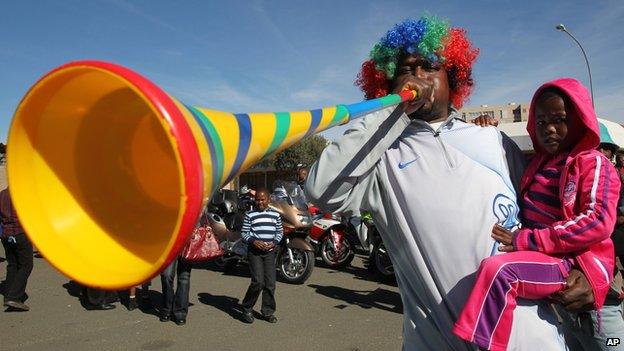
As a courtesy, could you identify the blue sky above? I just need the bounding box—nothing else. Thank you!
[1,0,623,141]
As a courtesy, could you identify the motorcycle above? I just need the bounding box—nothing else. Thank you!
[364,214,395,280]
[308,211,357,268]
[209,182,315,284]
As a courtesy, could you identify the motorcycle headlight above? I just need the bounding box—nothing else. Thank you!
[297,214,311,226]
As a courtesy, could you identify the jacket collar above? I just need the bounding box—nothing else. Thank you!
[408,108,463,134]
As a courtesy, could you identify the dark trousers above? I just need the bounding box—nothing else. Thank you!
[1,233,33,303]
[160,258,191,320]
[242,249,276,316]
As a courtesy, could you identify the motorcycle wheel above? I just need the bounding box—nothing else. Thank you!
[320,236,355,268]
[369,240,395,279]
[277,248,314,284]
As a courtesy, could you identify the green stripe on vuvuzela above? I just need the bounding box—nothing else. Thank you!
[378,94,402,107]
[330,105,349,127]
[191,107,225,187]
[266,112,291,156]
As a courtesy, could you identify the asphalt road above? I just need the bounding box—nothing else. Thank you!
[0,253,403,351]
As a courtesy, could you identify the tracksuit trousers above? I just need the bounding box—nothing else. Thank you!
[453,251,572,351]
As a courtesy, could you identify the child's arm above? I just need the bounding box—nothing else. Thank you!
[514,155,620,254]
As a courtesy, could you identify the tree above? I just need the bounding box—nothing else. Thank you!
[270,135,328,171]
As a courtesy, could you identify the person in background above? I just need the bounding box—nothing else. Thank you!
[159,257,191,325]
[598,142,618,164]
[238,185,256,212]
[240,188,283,324]
[615,149,624,179]
[127,282,151,311]
[83,287,116,310]
[0,187,33,312]
[296,167,308,189]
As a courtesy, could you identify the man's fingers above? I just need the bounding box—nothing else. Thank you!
[557,270,595,312]
[565,270,582,287]
[549,291,564,303]
[569,302,594,312]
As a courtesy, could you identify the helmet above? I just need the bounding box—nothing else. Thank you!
[240,185,251,195]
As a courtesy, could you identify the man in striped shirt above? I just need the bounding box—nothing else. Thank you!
[240,188,283,324]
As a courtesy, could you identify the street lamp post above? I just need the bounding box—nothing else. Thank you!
[555,24,594,108]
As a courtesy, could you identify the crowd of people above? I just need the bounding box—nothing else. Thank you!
[2,12,624,351]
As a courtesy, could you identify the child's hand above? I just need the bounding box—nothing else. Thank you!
[253,241,268,250]
[491,224,515,252]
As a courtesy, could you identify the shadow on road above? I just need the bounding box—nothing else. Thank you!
[318,254,397,286]
[62,280,83,298]
[62,281,118,309]
[61,280,161,317]
[197,292,242,320]
[307,284,402,314]
[195,261,251,279]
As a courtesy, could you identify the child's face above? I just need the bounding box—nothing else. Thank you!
[255,191,270,210]
[535,93,574,155]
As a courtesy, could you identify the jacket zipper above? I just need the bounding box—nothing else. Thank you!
[433,131,454,168]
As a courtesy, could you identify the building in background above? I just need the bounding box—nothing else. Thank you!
[459,102,529,123]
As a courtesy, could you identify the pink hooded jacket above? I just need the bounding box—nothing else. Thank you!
[513,78,619,310]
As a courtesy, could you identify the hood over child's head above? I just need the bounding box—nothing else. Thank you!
[527,78,599,156]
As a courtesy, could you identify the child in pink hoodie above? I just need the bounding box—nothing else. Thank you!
[453,78,620,351]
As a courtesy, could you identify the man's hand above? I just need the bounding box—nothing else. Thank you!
[550,269,595,312]
[491,224,515,252]
[390,75,433,117]
[471,115,499,127]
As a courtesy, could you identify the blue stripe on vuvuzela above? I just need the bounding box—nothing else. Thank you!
[305,109,323,138]
[224,113,252,184]
[344,99,383,119]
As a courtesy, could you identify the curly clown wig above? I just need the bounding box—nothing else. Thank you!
[355,15,479,109]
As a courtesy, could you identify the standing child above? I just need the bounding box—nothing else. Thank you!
[240,188,283,324]
[453,78,620,351]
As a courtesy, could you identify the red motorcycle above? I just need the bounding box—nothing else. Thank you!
[307,208,356,268]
